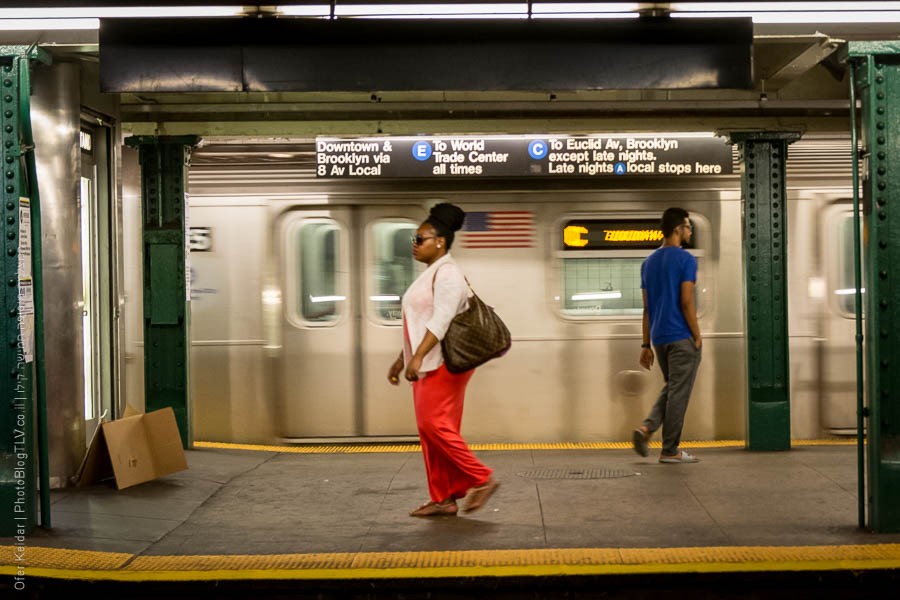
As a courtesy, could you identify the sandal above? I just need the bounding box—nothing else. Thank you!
[409,499,458,517]
[462,478,500,514]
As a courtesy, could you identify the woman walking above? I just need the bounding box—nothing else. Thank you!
[387,203,499,517]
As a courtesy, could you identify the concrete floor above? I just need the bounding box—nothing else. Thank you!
[3,442,900,597]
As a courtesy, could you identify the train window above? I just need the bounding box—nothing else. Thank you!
[834,214,865,316]
[556,216,704,319]
[369,220,418,322]
[295,219,343,323]
[561,257,645,316]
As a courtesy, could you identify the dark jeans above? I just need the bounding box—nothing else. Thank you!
[643,338,702,456]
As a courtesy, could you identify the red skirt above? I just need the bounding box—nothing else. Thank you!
[412,365,493,502]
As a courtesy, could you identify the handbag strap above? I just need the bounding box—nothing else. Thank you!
[431,264,473,294]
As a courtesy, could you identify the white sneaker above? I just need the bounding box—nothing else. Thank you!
[659,450,699,464]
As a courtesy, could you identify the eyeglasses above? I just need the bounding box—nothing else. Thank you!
[681,223,693,231]
[412,235,436,246]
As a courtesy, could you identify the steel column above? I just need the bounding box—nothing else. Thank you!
[0,52,34,539]
[728,132,800,452]
[0,46,51,538]
[844,42,900,532]
[124,136,198,448]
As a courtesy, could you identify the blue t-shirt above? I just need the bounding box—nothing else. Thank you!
[640,246,697,346]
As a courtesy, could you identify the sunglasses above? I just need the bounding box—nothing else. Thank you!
[412,235,437,246]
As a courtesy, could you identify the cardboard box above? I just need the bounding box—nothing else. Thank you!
[75,406,188,490]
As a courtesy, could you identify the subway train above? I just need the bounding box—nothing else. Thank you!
[120,134,859,446]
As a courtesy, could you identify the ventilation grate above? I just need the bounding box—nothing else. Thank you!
[519,467,636,480]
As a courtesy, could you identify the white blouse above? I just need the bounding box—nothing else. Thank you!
[401,253,470,375]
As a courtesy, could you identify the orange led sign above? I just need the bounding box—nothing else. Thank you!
[562,219,680,250]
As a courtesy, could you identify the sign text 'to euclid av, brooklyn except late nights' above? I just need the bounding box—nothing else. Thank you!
[315,134,733,178]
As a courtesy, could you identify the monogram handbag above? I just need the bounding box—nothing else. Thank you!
[441,283,511,374]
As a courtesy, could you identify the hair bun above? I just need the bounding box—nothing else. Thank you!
[429,203,465,232]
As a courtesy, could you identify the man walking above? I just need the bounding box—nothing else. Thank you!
[632,207,702,463]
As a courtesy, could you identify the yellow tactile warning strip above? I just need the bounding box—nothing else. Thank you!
[194,438,856,454]
[0,545,132,570]
[2,544,899,582]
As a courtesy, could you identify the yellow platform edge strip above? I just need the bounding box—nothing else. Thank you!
[3,544,899,582]
[193,438,856,454]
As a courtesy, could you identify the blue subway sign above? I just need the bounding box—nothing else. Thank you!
[315,134,733,178]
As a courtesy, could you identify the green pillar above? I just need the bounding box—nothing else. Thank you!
[125,136,199,448]
[0,47,51,537]
[728,132,800,452]
[844,42,900,533]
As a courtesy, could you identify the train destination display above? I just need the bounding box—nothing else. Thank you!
[561,219,696,250]
[563,219,662,250]
[315,134,732,178]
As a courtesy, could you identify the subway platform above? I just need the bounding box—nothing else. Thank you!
[2,439,900,598]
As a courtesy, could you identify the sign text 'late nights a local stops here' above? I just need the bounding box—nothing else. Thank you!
[315,134,733,178]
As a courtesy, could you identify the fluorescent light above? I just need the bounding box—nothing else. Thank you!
[0,18,99,30]
[531,2,640,18]
[835,288,865,296]
[670,2,900,11]
[333,3,527,18]
[0,5,245,28]
[4,3,897,25]
[531,13,638,20]
[370,295,400,302]
[278,5,333,18]
[669,2,900,23]
[572,291,622,301]
[672,11,900,23]
[533,2,641,12]
[0,7,245,18]
[280,2,641,19]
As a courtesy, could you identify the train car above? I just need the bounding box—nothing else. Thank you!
[120,134,859,445]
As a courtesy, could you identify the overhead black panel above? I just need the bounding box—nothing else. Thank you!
[99,17,753,93]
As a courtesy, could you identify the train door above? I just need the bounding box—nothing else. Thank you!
[79,123,117,443]
[358,206,424,436]
[819,202,862,433]
[278,205,423,439]
[279,208,354,437]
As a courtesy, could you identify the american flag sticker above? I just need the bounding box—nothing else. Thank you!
[460,211,535,249]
